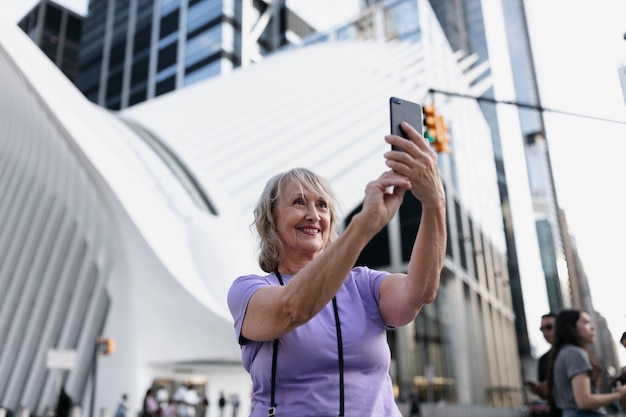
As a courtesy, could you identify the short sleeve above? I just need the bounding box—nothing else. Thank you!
[351,266,392,327]
[565,347,592,380]
[227,274,271,345]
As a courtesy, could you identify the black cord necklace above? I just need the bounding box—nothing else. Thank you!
[269,270,345,416]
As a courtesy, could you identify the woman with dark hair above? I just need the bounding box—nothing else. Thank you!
[228,122,446,416]
[548,309,626,417]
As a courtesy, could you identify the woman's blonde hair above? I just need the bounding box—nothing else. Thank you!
[253,168,339,272]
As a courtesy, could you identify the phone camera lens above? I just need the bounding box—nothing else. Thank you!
[392,97,402,105]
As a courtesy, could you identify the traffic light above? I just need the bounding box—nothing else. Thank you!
[434,114,451,153]
[423,104,437,143]
[96,337,115,355]
[423,103,451,152]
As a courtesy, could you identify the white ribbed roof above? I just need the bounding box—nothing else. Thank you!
[122,40,434,220]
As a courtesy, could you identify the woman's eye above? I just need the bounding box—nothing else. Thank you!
[294,198,305,205]
[318,201,328,209]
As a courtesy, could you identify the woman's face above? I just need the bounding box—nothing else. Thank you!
[576,312,596,344]
[274,178,331,260]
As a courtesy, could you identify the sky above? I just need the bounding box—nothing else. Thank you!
[523,0,626,365]
[2,0,625,363]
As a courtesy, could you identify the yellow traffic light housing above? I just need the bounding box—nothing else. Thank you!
[434,114,451,153]
[423,104,437,143]
[423,103,450,153]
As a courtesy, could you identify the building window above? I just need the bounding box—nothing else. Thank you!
[157,42,178,71]
[160,9,180,39]
[156,75,176,96]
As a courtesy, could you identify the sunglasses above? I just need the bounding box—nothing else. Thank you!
[540,324,554,331]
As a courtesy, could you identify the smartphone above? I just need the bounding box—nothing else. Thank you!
[389,96,423,151]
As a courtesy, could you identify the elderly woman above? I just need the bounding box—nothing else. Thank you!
[227,122,446,416]
[548,309,626,417]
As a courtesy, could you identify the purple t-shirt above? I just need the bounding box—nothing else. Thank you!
[227,266,402,417]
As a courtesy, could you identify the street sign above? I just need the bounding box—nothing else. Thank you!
[46,349,77,370]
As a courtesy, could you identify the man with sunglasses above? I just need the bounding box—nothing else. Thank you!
[527,313,561,416]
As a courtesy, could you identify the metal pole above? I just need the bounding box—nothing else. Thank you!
[90,348,98,417]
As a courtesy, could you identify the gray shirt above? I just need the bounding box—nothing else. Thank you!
[553,344,606,414]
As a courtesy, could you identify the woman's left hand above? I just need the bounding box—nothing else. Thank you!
[384,122,445,208]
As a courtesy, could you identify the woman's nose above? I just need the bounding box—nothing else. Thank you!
[305,204,320,219]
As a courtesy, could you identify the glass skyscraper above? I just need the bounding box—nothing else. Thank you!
[77,0,314,109]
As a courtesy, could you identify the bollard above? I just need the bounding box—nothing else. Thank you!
[71,406,81,417]
[0,408,6,417]
[18,408,30,417]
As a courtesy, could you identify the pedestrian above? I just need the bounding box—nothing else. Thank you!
[161,398,177,417]
[155,386,170,416]
[115,394,128,417]
[55,386,73,417]
[408,384,421,416]
[547,309,626,417]
[218,392,226,417]
[142,388,159,417]
[527,312,561,416]
[229,394,239,417]
[227,122,446,416]
[174,382,199,417]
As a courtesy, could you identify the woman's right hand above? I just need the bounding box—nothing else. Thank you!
[355,170,410,235]
[615,381,626,398]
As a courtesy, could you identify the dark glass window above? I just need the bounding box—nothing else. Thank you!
[106,72,123,100]
[131,56,149,85]
[133,26,152,54]
[109,41,126,70]
[44,5,62,32]
[156,75,176,96]
[160,10,180,39]
[158,42,177,71]
[66,15,82,41]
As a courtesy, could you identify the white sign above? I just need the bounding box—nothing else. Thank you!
[46,349,77,370]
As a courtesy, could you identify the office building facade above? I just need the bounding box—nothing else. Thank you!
[76,0,314,109]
